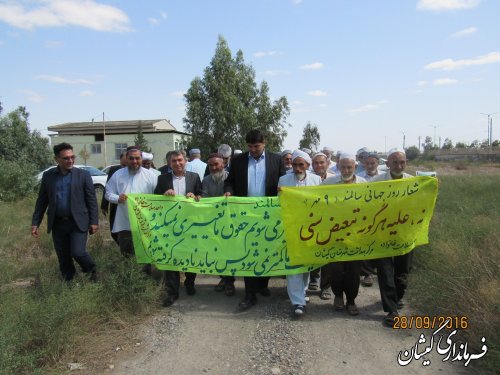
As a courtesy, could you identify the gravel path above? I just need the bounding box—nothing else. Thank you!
[109,276,464,375]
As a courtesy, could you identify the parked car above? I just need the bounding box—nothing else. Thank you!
[36,165,108,193]
[101,164,121,175]
[378,158,389,172]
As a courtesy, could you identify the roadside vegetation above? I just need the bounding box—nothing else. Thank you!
[408,174,499,373]
[0,196,161,374]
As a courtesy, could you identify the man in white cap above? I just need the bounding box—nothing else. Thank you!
[321,147,336,171]
[355,147,370,174]
[329,150,342,174]
[278,150,321,317]
[141,152,161,176]
[322,153,367,316]
[186,148,207,182]
[372,148,413,327]
[281,149,293,172]
[356,152,380,182]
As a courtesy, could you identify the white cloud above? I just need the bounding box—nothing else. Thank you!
[408,89,424,94]
[35,74,95,84]
[148,11,167,25]
[0,0,132,32]
[450,26,477,38]
[417,80,427,86]
[292,100,303,105]
[425,51,500,70]
[349,100,389,113]
[79,90,95,96]
[253,51,277,58]
[300,62,324,70]
[433,78,459,85]
[171,90,185,97]
[417,0,481,11]
[0,40,4,46]
[308,90,327,97]
[317,104,328,108]
[292,0,303,4]
[20,89,43,103]
[291,107,310,113]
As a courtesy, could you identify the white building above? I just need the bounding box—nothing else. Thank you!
[48,119,190,168]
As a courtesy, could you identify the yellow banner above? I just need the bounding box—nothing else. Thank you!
[280,176,438,265]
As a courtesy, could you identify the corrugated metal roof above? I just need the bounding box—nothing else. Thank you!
[48,119,189,135]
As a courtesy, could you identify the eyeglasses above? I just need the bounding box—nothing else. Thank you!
[61,156,76,161]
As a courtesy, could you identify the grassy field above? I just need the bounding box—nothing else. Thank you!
[0,172,498,374]
[408,174,499,373]
[0,196,162,374]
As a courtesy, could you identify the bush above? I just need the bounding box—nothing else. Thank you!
[0,159,38,201]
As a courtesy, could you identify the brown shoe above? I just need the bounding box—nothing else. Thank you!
[333,295,344,311]
[384,312,399,327]
[361,275,374,287]
[346,303,359,316]
[320,289,332,300]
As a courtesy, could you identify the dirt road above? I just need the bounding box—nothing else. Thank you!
[108,276,463,375]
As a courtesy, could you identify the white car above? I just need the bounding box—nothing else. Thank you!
[36,165,108,192]
[101,164,121,175]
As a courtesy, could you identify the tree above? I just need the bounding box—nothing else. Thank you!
[134,121,151,152]
[455,142,467,149]
[441,138,453,150]
[79,145,90,165]
[0,105,52,201]
[422,136,437,152]
[468,139,480,149]
[183,36,290,154]
[492,140,500,147]
[405,145,420,161]
[299,122,321,152]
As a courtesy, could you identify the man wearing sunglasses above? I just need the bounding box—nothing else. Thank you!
[32,142,99,282]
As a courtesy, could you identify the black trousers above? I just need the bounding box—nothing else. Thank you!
[360,260,376,277]
[374,253,412,313]
[329,261,361,304]
[164,271,197,297]
[51,218,96,281]
[244,276,269,296]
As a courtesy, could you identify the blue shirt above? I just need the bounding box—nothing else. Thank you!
[247,151,266,197]
[55,168,72,217]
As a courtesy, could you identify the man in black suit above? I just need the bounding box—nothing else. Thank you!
[100,152,127,244]
[31,142,99,282]
[154,150,202,307]
[224,129,286,310]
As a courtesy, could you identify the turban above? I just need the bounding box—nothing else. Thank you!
[292,149,312,165]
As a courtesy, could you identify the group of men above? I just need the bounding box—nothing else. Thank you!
[32,130,413,327]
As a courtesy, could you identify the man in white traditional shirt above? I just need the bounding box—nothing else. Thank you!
[321,147,336,172]
[372,148,413,327]
[309,152,336,298]
[356,152,380,182]
[281,149,293,172]
[322,154,367,316]
[185,148,207,182]
[141,152,161,176]
[278,150,322,317]
[105,146,159,257]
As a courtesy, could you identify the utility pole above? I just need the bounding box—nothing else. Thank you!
[418,136,421,152]
[103,112,107,167]
[481,113,497,147]
[402,131,406,150]
[430,125,437,147]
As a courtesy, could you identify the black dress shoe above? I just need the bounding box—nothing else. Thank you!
[259,287,271,297]
[238,294,257,310]
[162,294,178,307]
[185,284,196,296]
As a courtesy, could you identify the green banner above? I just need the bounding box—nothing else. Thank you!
[127,195,313,276]
[127,176,438,276]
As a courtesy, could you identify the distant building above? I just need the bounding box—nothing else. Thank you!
[48,119,190,167]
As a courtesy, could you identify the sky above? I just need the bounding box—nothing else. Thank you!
[1,0,499,154]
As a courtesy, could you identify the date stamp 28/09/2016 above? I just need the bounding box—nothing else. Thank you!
[393,315,468,330]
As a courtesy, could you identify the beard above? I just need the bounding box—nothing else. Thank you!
[294,172,306,181]
[341,174,354,182]
[391,170,403,177]
[210,170,226,184]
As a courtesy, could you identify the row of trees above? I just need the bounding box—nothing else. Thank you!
[0,104,52,200]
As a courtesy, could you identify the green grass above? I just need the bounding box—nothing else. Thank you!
[0,197,161,374]
[408,175,500,374]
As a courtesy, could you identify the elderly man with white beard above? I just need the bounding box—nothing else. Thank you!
[201,153,236,296]
[278,150,322,317]
[356,152,380,182]
[322,154,367,316]
[372,148,413,327]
